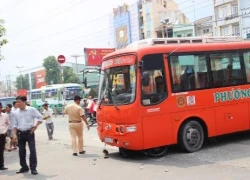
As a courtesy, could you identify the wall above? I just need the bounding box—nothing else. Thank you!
[129,2,140,42]
[173,24,195,37]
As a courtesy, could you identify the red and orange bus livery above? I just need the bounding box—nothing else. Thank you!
[96,37,250,157]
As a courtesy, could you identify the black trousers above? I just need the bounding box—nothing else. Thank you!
[0,134,6,168]
[18,130,37,170]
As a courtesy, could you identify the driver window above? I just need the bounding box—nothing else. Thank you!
[141,54,167,105]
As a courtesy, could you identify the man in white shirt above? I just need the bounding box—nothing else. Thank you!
[43,103,54,140]
[11,101,19,113]
[0,102,10,170]
[13,96,43,175]
[5,104,17,151]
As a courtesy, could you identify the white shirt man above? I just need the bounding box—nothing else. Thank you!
[42,103,54,140]
[0,102,10,170]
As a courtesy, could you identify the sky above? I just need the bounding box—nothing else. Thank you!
[0,0,213,80]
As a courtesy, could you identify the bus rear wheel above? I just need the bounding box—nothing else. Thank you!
[179,120,204,153]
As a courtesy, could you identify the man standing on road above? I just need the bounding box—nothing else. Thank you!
[5,104,17,151]
[43,103,54,140]
[64,96,90,156]
[13,96,43,175]
[0,102,9,171]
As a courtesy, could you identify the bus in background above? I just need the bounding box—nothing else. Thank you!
[0,97,16,112]
[95,37,250,157]
[28,83,83,112]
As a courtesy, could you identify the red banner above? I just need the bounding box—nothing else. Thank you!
[35,70,46,88]
[18,89,27,96]
[84,48,115,66]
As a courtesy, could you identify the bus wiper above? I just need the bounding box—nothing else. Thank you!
[107,87,119,110]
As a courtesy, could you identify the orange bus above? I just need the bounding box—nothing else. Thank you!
[95,37,250,157]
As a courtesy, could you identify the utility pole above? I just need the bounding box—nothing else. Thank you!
[16,66,24,89]
[70,54,83,76]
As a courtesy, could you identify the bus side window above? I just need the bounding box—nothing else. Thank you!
[243,51,250,83]
[210,52,244,87]
[170,54,210,92]
[141,54,167,105]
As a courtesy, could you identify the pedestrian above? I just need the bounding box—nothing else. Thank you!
[12,96,43,175]
[64,96,90,156]
[0,102,10,170]
[5,104,17,151]
[12,101,19,113]
[54,105,57,118]
[43,103,54,140]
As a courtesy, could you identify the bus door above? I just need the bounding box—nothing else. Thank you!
[140,54,173,149]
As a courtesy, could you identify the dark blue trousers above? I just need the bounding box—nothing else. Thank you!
[18,131,37,170]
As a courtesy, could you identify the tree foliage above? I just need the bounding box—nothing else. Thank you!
[88,88,98,98]
[0,19,8,60]
[43,56,61,85]
[16,75,30,90]
[63,67,80,83]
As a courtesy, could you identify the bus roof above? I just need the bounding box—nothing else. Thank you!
[29,83,82,92]
[103,37,249,61]
[0,97,16,100]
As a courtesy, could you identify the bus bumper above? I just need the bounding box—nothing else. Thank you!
[97,122,143,150]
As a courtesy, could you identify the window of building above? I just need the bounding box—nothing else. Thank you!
[247,33,250,39]
[243,51,250,83]
[170,54,210,92]
[233,26,240,36]
[221,6,227,18]
[141,54,167,105]
[187,33,192,37]
[210,52,244,87]
[221,26,229,36]
[203,29,210,34]
[232,5,238,15]
[163,0,167,8]
[147,31,151,38]
[177,34,182,37]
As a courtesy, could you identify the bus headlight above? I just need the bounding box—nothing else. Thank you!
[126,126,137,133]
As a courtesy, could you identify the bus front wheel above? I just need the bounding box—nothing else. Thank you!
[179,120,204,153]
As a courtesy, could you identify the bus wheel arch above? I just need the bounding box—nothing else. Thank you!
[178,117,208,153]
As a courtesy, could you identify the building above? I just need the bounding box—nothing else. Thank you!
[194,16,213,37]
[111,3,141,49]
[140,0,189,39]
[21,62,99,90]
[239,0,250,40]
[109,0,189,49]
[173,24,195,37]
[213,0,240,37]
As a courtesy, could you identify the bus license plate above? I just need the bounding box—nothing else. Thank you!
[104,138,113,143]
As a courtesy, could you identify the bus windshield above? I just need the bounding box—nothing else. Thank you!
[65,88,82,100]
[99,65,136,105]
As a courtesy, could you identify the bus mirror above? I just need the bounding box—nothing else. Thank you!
[142,71,150,87]
[84,77,88,88]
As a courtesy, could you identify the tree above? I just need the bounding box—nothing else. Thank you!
[43,56,61,85]
[0,19,8,60]
[63,67,80,83]
[88,88,98,98]
[16,75,30,90]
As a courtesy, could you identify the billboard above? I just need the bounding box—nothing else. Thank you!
[84,48,115,66]
[35,69,46,89]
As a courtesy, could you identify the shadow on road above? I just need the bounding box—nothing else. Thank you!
[107,131,250,168]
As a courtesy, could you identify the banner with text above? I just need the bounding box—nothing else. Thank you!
[84,48,115,66]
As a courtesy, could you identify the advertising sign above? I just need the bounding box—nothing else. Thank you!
[101,55,136,70]
[18,89,27,96]
[84,48,115,66]
[35,69,46,88]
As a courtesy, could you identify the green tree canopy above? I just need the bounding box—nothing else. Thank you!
[43,56,61,85]
[16,75,30,90]
[0,19,8,60]
[63,67,80,83]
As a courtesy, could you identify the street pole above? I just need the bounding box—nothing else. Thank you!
[16,66,24,89]
[71,54,81,75]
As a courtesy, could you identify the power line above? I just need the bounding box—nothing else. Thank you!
[8,0,90,36]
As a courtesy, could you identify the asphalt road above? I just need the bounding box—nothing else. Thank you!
[1,115,250,180]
